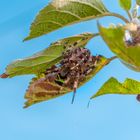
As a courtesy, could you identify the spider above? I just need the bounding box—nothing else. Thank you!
[44,47,101,103]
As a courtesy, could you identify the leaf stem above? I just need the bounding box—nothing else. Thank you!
[94,32,100,37]
[126,10,132,21]
[100,12,129,23]
[105,56,118,65]
[109,56,118,61]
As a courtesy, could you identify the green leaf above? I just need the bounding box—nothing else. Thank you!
[98,23,140,72]
[91,77,140,99]
[119,0,132,10]
[3,33,94,78]
[24,56,114,108]
[24,0,109,41]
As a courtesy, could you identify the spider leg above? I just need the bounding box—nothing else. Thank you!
[63,76,70,85]
[71,78,79,104]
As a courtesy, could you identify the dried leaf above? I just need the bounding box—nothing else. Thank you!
[24,56,114,108]
[24,78,71,108]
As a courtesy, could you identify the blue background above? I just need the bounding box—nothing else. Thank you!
[0,0,140,140]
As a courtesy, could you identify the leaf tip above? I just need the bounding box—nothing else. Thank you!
[23,104,30,109]
[23,100,32,109]
[23,105,28,109]
[23,36,30,42]
[0,73,9,79]
[90,94,98,99]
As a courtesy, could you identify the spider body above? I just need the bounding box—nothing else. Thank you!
[44,47,101,103]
